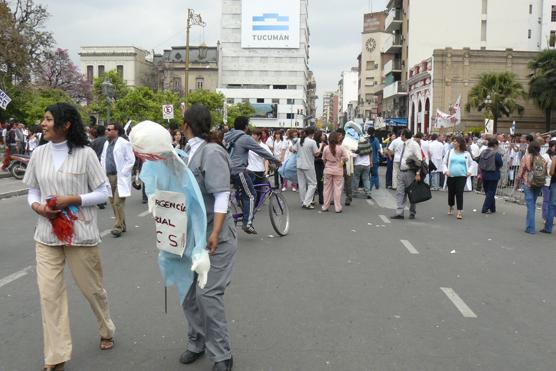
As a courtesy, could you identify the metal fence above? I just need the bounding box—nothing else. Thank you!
[491,143,549,205]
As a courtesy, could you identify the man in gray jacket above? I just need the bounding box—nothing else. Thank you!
[223,117,280,234]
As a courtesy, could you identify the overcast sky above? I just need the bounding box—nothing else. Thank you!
[41,0,387,115]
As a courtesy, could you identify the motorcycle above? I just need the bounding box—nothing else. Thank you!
[7,153,30,180]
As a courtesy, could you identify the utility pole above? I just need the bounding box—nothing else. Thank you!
[185,9,206,100]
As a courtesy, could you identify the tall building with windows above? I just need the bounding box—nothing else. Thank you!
[218,0,310,128]
[358,11,390,121]
[322,91,334,127]
[381,0,556,133]
[381,0,409,121]
[540,0,556,49]
[79,46,153,87]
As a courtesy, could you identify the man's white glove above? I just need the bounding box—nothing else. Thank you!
[191,250,211,289]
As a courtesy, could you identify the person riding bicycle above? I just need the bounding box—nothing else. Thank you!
[224,117,280,235]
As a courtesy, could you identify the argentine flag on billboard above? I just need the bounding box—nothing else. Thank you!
[252,13,289,31]
[241,0,300,48]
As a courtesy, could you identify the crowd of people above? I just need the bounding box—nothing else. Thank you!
[6,100,556,371]
[1,119,43,170]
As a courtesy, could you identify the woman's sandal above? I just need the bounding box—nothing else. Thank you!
[100,337,115,350]
[43,363,64,371]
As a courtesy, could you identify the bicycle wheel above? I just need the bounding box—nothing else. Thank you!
[269,192,290,236]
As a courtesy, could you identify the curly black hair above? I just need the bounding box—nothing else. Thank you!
[45,103,88,154]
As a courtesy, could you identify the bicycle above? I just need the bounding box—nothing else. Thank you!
[230,172,291,236]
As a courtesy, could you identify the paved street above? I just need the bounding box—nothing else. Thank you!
[0,183,555,371]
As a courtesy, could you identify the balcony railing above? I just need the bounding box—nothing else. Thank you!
[385,8,402,32]
[383,81,407,99]
[382,34,402,54]
[383,59,402,76]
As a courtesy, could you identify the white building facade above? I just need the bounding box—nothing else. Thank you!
[79,46,152,87]
[339,69,359,114]
[539,0,556,49]
[407,0,548,69]
[218,0,310,129]
[405,0,556,134]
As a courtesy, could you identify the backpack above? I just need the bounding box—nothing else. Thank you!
[479,149,496,172]
[224,133,244,156]
[357,138,371,155]
[528,156,546,188]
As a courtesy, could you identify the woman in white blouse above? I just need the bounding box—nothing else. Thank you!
[267,130,286,189]
[23,103,116,371]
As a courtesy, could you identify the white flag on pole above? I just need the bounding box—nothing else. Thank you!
[485,119,494,134]
[124,120,132,134]
[0,89,12,110]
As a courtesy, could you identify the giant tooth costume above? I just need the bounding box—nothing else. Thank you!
[129,121,209,303]
[342,121,363,176]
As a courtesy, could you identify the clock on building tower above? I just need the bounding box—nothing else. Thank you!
[365,38,376,52]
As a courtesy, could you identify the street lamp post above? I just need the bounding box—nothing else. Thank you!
[185,9,206,99]
[484,94,493,133]
[101,78,114,125]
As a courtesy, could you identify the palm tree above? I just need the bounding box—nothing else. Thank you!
[465,72,526,133]
[528,50,556,133]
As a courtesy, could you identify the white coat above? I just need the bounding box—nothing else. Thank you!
[428,140,444,173]
[101,137,136,198]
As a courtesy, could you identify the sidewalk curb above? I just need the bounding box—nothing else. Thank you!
[0,188,28,200]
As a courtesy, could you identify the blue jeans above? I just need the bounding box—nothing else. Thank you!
[231,171,256,227]
[352,165,371,195]
[482,179,498,213]
[542,186,550,220]
[370,162,380,189]
[430,172,440,189]
[386,158,393,188]
[544,183,556,233]
[524,186,542,234]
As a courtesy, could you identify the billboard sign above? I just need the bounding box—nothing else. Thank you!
[251,103,278,119]
[241,0,300,49]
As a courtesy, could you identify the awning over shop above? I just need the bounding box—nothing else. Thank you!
[385,118,407,127]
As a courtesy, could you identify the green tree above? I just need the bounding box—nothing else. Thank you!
[90,70,129,124]
[465,72,526,133]
[0,0,54,84]
[225,102,255,128]
[185,90,225,126]
[0,0,55,121]
[111,87,182,126]
[22,88,75,124]
[528,49,556,133]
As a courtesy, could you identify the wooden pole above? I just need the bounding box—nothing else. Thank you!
[185,9,191,100]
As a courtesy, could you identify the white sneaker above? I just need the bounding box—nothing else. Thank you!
[281,187,287,192]
[292,187,297,192]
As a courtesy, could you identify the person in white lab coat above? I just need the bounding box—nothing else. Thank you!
[428,134,445,190]
[101,123,136,237]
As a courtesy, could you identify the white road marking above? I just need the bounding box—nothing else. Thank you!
[378,215,391,224]
[0,265,34,289]
[440,287,477,318]
[400,239,419,254]
[366,199,375,206]
[100,229,111,237]
[138,210,150,217]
